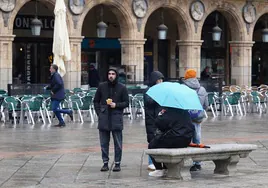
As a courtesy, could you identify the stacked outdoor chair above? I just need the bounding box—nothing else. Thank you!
[124,94,134,120]
[223,92,243,116]
[207,92,218,117]
[131,93,145,119]
[81,95,95,122]
[24,96,46,125]
[3,96,23,124]
[69,95,83,122]
[250,91,265,114]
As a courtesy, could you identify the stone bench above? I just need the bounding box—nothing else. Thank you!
[145,144,257,180]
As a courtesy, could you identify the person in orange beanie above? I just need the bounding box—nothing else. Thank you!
[184,69,197,80]
[183,69,208,171]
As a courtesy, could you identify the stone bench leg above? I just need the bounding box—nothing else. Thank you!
[213,155,240,175]
[164,159,191,180]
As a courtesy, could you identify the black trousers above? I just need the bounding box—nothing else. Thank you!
[149,136,191,170]
[99,130,123,164]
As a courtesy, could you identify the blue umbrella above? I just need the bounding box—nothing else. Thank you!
[146,82,203,110]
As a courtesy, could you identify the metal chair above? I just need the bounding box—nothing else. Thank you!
[223,92,243,116]
[69,95,83,123]
[132,93,145,119]
[3,96,22,124]
[80,95,95,122]
[207,93,217,117]
[25,96,46,125]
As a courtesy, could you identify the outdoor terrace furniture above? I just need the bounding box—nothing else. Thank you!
[3,96,22,124]
[131,93,145,119]
[145,144,257,180]
[207,92,218,117]
[223,92,243,116]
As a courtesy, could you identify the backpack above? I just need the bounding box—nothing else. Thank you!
[188,87,205,123]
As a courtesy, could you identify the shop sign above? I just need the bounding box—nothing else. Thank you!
[14,15,54,30]
[82,38,121,49]
[25,44,32,84]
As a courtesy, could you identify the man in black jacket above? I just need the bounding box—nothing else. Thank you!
[144,71,164,171]
[148,107,194,177]
[93,68,129,172]
[46,64,73,127]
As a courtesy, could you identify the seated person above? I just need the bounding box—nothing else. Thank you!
[148,107,194,177]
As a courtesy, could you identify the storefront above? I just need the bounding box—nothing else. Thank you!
[81,38,121,84]
[12,2,54,84]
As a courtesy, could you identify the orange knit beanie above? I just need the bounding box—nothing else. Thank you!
[184,69,196,79]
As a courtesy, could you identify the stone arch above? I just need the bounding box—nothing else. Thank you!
[8,0,73,34]
[78,0,135,39]
[198,2,246,41]
[142,1,193,40]
[251,9,268,41]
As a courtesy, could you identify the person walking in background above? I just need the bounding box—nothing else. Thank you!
[144,71,164,171]
[93,68,129,172]
[183,69,209,171]
[201,66,211,80]
[46,64,73,127]
[88,63,100,88]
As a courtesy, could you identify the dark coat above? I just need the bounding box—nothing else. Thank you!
[88,68,100,87]
[47,72,65,101]
[93,70,129,131]
[149,108,194,148]
[144,71,164,143]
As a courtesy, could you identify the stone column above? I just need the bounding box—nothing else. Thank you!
[64,36,84,90]
[176,40,203,78]
[229,41,254,86]
[0,35,15,90]
[119,39,146,83]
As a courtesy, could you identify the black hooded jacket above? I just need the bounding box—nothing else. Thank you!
[144,71,164,143]
[149,107,194,149]
[93,68,129,131]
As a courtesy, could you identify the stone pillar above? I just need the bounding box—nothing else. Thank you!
[64,36,84,90]
[0,35,15,90]
[119,39,146,82]
[176,40,203,78]
[229,41,254,86]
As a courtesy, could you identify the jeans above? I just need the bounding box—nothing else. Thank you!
[148,156,153,165]
[51,99,71,124]
[192,122,201,165]
[99,130,123,164]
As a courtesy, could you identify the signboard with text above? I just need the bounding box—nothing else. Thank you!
[14,15,54,30]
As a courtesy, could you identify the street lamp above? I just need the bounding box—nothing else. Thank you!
[31,0,42,36]
[212,13,222,41]
[158,10,168,40]
[97,5,108,38]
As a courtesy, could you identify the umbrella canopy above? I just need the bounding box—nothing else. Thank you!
[146,82,203,110]
[52,0,71,77]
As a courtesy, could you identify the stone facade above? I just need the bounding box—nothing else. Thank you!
[0,0,268,89]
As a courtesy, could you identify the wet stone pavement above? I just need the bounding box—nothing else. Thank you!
[0,114,268,188]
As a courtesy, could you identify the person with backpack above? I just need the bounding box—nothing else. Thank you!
[183,69,209,171]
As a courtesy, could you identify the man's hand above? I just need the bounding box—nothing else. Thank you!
[110,102,116,108]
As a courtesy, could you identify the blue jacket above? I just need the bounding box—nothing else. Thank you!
[49,72,65,100]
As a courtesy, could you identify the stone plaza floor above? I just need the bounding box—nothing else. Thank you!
[0,114,268,188]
